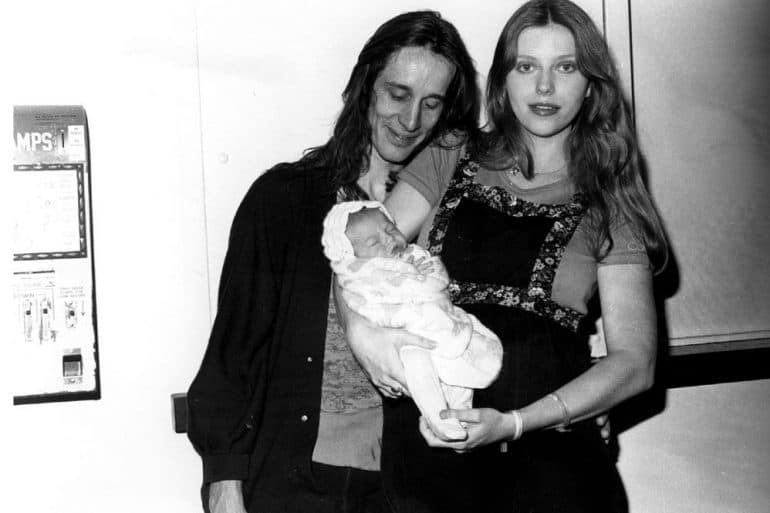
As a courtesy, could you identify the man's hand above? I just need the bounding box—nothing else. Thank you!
[346,315,435,398]
[334,276,435,398]
[208,480,247,513]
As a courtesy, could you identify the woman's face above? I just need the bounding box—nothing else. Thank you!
[505,23,590,145]
[368,46,455,165]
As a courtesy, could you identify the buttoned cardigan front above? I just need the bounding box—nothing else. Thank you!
[187,164,339,509]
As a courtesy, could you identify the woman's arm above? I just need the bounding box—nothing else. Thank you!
[519,263,657,430]
[385,180,432,241]
[388,136,462,240]
[424,263,657,448]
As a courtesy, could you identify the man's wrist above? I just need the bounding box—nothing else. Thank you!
[208,480,245,512]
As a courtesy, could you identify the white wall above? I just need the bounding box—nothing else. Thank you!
[3,2,768,512]
[619,380,770,513]
[631,0,770,349]
[617,2,770,509]
[3,1,208,511]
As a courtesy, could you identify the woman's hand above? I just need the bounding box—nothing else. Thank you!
[419,408,516,451]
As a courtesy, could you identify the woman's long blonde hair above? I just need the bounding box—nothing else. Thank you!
[479,0,668,271]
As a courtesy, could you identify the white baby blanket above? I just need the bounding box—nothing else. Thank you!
[325,202,503,440]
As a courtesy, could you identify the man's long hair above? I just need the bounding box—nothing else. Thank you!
[294,10,480,200]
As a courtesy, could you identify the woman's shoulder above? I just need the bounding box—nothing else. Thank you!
[398,132,469,206]
[575,207,649,266]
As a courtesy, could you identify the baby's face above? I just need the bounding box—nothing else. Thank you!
[346,208,407,258]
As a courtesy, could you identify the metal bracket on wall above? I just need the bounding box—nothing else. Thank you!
[171,393,187,433]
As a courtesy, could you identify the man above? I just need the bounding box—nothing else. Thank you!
[187,11,479,513]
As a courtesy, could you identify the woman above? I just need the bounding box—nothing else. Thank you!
[353,1,668,511]
[186,11,480,513]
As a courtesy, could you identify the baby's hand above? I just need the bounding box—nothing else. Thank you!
[411,256,434,274]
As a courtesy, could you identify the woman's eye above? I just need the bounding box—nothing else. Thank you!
[423,99,442,111]
[557,61,577,72]
[389,90,407,102]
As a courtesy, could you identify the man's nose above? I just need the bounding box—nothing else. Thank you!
[398,101,421,132]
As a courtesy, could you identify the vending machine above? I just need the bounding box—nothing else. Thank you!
[12,105,100,404]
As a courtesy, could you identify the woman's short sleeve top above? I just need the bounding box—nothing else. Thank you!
[398,142,649,315]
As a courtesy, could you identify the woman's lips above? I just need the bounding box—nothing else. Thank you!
[529,103,560,116]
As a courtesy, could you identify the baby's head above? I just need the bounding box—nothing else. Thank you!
[346,208,407,258]
[322,200,407,263]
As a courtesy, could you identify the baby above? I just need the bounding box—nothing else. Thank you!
[322,201,502,440]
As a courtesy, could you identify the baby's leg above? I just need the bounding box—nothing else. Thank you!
[433,313,503,389]
[441,383,472,411]
[400,346,467,441]
[396,301,472,359]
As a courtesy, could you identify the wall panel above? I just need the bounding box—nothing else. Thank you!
[631,0,770,352]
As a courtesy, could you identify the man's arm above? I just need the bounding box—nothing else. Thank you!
[208,481,247,513]
[187,173,290,507]
[333,276,435,398]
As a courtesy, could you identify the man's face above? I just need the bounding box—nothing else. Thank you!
[368,46,456,165]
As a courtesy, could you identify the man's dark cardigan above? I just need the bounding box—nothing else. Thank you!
[187,165,345,511]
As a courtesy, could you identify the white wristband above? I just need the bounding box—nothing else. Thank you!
[509,409,523,440]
